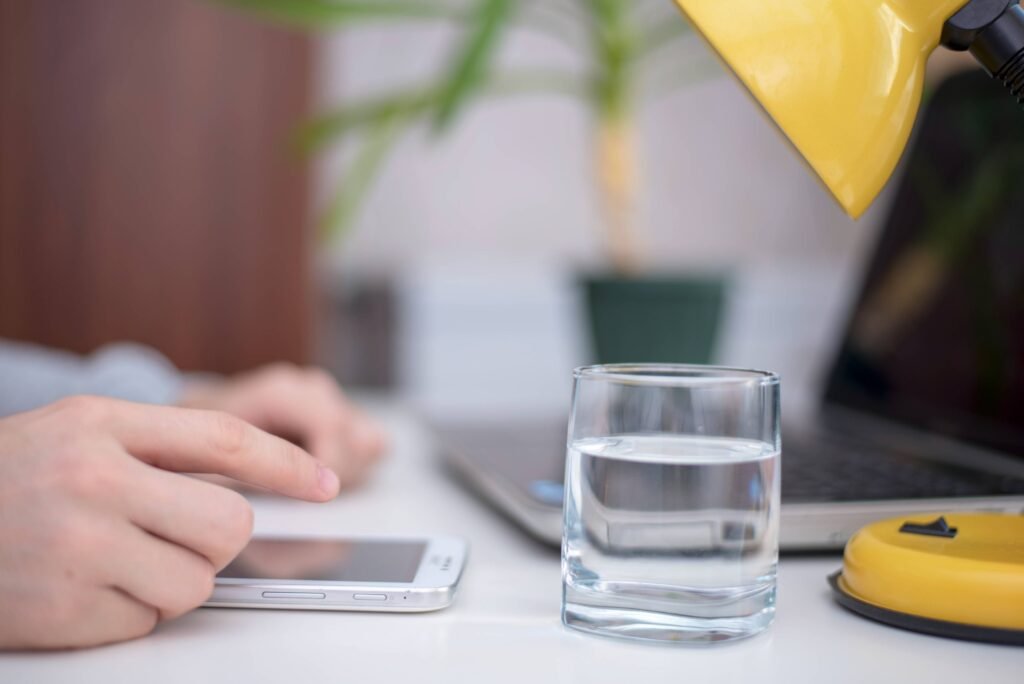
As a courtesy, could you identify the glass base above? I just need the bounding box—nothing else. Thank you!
[562,601,775,645]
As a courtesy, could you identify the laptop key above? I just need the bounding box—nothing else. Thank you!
[782,436,1024,502]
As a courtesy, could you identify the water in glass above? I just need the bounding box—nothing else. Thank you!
[562,434,780,643]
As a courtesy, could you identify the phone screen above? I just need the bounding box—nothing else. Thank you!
[218,538,428,583]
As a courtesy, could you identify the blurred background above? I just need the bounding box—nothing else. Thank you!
[0,0,976,425]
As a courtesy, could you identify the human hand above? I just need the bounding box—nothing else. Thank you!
[0,396,340,650]
[177,364,387,490]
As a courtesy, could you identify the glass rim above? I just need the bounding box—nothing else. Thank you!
[572,363,780,386]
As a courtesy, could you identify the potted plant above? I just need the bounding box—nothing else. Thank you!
[212,0,728,364]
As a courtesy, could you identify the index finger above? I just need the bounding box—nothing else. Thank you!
[100,400,340,502]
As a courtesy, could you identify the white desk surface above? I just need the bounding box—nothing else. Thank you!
[2,403,1021,683]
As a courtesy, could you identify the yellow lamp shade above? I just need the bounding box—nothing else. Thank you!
[673,0,970,218]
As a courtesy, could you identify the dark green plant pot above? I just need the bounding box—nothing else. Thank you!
[582,275,728,364]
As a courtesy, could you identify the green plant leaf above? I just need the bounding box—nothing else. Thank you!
[432,0,513,132]
[584,0,615,25]
[584,0,634,119]
[208,0,468,27]
[320,112,407,241]
[296,88,441,155]
[637,12,693,59]
[296,69,588,156]
[306,69,587,240]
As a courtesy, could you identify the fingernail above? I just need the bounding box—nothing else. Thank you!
[317,464,340,496]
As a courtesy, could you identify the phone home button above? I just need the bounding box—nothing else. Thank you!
[261,592,326,600]
[353,593,388,601]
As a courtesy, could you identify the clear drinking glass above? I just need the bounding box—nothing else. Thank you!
[562,364,781,644]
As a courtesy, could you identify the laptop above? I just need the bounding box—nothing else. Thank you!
[434,69,1024,551]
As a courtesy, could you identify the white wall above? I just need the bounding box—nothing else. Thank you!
[313,19,895,419]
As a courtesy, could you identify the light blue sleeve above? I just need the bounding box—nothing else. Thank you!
[0,339,185,417]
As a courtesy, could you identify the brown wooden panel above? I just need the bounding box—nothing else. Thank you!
[0,0,314,373]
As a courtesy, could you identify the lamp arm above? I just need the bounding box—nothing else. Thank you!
[942,0,1024,102]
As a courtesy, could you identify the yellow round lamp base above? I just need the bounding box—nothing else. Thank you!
[829,513,1024,645]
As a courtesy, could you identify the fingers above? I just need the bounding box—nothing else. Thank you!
[249,371,387,487]
[105,521,217,621]
[117,458,253,571]
[57,588,158,650]
[176,366,388,491]
[307,430,357,487]
[348,406,388,459]
[249,366,388,481]
[94,398,339,502]
[308,405,387,487]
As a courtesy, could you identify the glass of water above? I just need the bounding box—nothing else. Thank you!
[562,364,781,644]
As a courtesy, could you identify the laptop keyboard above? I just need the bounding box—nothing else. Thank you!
[782,432,1024,502]
[439,423,1024,506]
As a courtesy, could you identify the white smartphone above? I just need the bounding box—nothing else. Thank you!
[205,536,468,612]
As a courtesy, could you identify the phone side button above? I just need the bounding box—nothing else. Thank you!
[353,593,388,601]
[261,592,327,599]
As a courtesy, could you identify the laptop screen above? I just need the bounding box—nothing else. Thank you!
[824,70,1024,458]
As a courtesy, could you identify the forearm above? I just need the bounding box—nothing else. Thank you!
[0,339,183,417]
